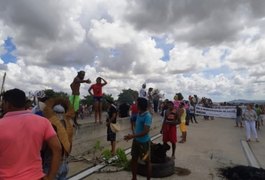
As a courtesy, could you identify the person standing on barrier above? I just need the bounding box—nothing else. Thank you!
[88,77,107,124]
[243,104,259,142]
[124,97,152,180]
[70,71,91,127]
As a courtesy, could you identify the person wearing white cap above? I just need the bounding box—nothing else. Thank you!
[42,97,75,180]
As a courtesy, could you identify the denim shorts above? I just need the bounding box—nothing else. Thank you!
[93,96,103,102]
[43,159,69,180]
[56,160,69,180]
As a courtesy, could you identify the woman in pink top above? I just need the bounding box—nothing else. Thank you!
[88,77,107,124]
[173,93,183,109]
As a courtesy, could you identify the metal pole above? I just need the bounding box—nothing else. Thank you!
[0,72,6,95]
[0,72,6,117]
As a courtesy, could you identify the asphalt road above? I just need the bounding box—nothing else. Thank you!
[67,113,265,180]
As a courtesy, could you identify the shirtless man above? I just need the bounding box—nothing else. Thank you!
[69,71,91,126]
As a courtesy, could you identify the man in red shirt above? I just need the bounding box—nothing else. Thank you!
[88,77,107,124]
[0,88,62,180]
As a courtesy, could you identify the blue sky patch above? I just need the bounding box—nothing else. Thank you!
[152,36,174,61]
[203,65,231,76]
[0,37,17,63]
[110,48,121,58]
[202,47,210,56]
[220,49,230,61]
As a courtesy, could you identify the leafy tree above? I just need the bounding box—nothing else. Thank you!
[81,94,94,106]
[117,89,138,104]
[81,93,114,111]
[44,89,68,98]
[104,93,114,103]
[102,93,115,110]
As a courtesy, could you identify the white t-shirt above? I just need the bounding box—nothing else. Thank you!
[139,88,147,99]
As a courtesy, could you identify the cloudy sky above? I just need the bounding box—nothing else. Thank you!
[0,0,265,102]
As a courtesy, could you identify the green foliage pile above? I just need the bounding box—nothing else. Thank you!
[102,148,130,170]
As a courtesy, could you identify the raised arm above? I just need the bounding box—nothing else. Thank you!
[75,77,91,84]
[100,77,107,86]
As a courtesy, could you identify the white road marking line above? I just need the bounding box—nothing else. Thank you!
[241,140,260,168]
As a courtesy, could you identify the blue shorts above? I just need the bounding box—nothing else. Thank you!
[93,96,103,102]
[43,159,69,180]
[130,113,137,122]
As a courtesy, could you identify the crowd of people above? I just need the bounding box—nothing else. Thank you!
[0,71,153,180]
[126,84,201,179]
[0,71,264,180]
